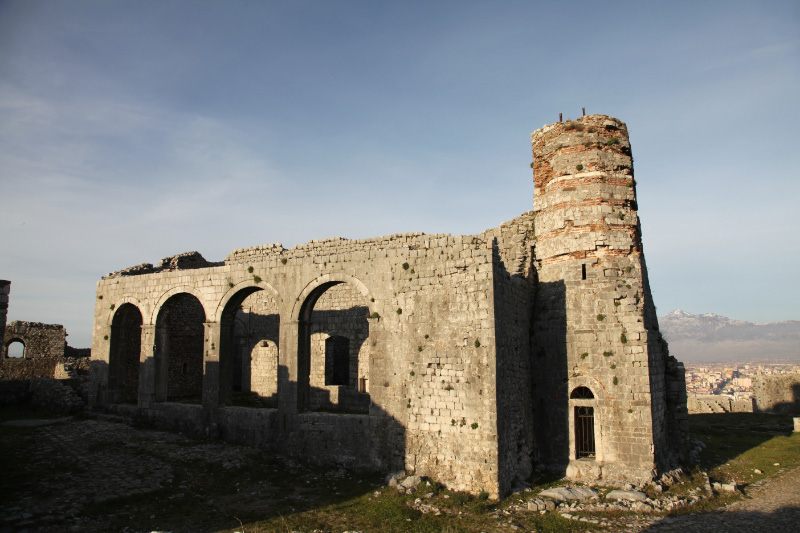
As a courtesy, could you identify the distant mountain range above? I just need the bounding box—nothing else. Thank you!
[658,310,800,364]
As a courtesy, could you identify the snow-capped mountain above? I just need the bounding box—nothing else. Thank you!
[658,310,800,363]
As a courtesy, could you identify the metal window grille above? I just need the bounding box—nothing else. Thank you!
[575,406,596,458]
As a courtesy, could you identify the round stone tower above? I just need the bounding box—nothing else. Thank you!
[530,115,687,484]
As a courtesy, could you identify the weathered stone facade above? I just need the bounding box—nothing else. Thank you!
[753,374,800,414]
[1,321,68,379]
[89,115,688,497]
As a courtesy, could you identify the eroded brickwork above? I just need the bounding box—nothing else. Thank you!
[89,115,687,497]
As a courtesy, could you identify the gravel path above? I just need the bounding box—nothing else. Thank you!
[635,465,800,532]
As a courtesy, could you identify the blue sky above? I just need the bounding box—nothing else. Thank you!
[1,0,798,347]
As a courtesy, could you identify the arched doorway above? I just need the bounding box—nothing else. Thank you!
[570,386,596,459]
[219,287,280,407]
[154,293,205,403]
[298,281,371,413]
[108,303,143,404]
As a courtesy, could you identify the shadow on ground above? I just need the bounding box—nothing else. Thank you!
[0,407,383,533]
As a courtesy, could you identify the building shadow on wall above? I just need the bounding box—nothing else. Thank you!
[529,279,570,475]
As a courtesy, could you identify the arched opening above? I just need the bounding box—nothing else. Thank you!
[570,386,596,459]
[298,281,371,413]
[5,340,25,359]
[155,293,205,403]
[570,386,594,399]
[219,287,280,408]
[108,303,143,404]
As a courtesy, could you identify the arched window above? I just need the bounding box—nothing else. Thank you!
[570,386,594,399]
[6,340,25,359]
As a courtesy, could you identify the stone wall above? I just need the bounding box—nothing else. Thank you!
[1,321,67,379]
[753,374,800,414]
[92,231,505,495]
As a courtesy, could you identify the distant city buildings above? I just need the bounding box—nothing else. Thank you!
[685,362,800,401]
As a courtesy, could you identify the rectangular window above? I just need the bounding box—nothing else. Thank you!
[575,406,596,458]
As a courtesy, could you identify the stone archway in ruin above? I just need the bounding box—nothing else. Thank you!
[296,279,372,414]
[108,303,143,404]
[218,284,280,408]
[4,339,25,359]
[154,293,206,403]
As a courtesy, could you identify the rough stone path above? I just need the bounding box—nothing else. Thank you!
[629,466,800,532]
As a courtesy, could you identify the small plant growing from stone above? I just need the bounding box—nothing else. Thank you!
[410,371,415,376]
[402,262,410,270]
[110,304,115,310]
[581,352,589,359]
[474,339,481,348]
[576,164,583,171]
[406,399,411,408]
[614,300,621,307]
[620,332,628,344]
[97,295,103,300]
[626,266,632,273]
[603,351,613,357]
[228,282,234,288]
[103,335,109,340]
[451,419,456,426]
[606,137,619,146]
[424,334,429,339]
[370,297,375,302]
[628,408,633,413]
[613,376,619,385]
[597,314,605,321]
[418,346,423,352]
[611,364,617,369]
[253,275,262,284]
[281,258,287,265]
[248,266,254,273]
[618,212,625,220]
[471,422,479,430]
[370,312,380,319]
[396,308,402,315]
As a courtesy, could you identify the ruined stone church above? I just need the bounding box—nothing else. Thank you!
[90,115,689,497]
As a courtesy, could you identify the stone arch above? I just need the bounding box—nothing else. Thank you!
[149,286,209,327]
[4,338,25,359]
[295,277,373,413]
[104,296,146,326]
[213,280,279,324]
[108,303,143,404]
[218,284,281,407]
[560,375,607,401]
[154,292,206,403]
[291,274,371,323]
